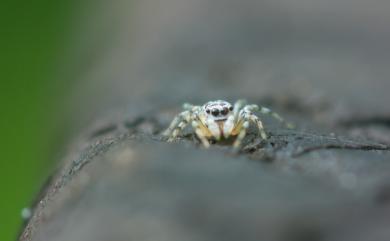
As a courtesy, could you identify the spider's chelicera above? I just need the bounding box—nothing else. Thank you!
[163,100,289,149]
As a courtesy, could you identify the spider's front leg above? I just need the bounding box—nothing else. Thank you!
[243,105,268,139]
[163,110,192,141]
[232,99,247,122]
[232,105,268,149]
[191,121,211,148]
[232,120,250,149]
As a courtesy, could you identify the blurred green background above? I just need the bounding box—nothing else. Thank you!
[0,1,77,240]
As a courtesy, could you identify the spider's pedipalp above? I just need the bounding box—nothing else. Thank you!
[205,118,222,140]
[223,115,235,138]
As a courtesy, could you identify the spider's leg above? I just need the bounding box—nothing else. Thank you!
[182,103,194,111]
[248,114,268,140]
[163,110,191,140]
[192,121,210,148]
[233,99,247,122]
[232,106,267,148]
[259,106,294,128]
[232,120,250,149]
[244,104,293,129]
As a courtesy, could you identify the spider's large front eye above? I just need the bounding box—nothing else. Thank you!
[211,109,219,116]
[229,106,233,111]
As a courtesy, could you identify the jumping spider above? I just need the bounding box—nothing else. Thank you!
[163,100,291,149]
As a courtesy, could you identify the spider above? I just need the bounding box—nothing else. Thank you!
[163,100,292,149]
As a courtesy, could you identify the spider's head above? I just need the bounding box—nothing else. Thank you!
[203,100,234,121]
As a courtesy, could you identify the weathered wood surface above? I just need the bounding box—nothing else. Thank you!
[20,101,390,241]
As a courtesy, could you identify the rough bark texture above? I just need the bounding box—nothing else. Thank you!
[20,0,390,240]
[19,101,390,241]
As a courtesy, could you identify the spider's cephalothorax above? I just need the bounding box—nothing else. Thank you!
[163,99,290,149]
[203,100,233,121]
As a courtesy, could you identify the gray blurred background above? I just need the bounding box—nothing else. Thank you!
[62,0,390,126]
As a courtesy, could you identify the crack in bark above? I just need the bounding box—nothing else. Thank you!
[339,116,390,128]
[292,142,390,158]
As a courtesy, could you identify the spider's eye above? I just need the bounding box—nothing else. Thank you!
[229,106,233,111]
[206,109,211,114]
[211,109,219,116]
[221,107,228,115]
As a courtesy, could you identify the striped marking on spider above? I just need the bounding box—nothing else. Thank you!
[163,100,293,149]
